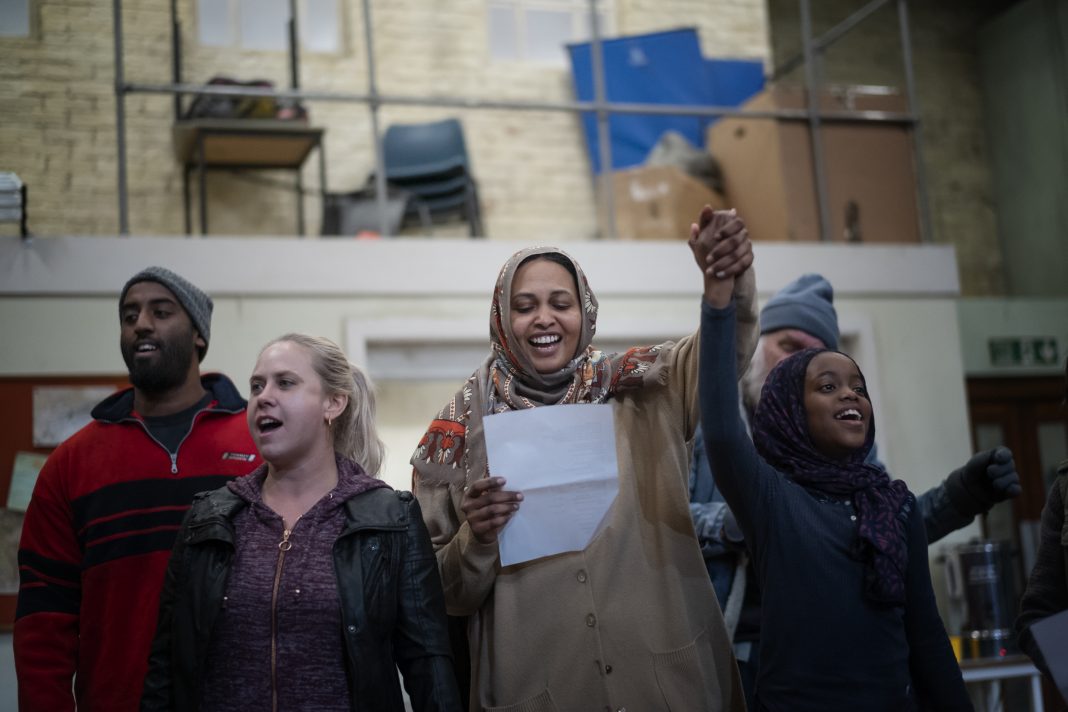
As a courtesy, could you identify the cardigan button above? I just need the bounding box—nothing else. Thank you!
[585,614,596,627]
[347,624,357,634]
[576,569,587,583]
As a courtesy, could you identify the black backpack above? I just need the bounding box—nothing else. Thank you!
[183,76,296,120]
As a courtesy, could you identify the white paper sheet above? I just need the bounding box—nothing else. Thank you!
[482,403,618,566]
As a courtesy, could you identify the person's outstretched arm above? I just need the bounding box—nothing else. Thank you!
[921,447,1021,543]
[690,210,774,546]
[697,298,776,545]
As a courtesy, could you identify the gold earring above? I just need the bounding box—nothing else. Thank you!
[327,416,333,426]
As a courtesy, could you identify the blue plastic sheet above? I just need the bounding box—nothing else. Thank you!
[567,27,764,173]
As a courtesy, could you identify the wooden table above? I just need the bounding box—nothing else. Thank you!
[172,119,326,236]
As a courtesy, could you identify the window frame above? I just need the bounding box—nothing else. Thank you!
[194,0,345,56]
[0,0,35,40]
[487,0,616,67]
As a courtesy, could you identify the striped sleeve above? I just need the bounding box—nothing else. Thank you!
[14,449,81,712]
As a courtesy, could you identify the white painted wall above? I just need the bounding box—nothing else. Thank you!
[0,236,973,512]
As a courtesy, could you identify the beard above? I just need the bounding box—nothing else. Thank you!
[742,338,771,417]
[121,334,197,395]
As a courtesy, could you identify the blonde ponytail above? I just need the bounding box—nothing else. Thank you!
[263,333,386,476]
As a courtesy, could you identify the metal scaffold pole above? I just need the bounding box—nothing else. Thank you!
[108,0,929,241]
[112,0,129,235]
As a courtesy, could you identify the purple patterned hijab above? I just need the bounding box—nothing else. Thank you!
[752,348,911,605]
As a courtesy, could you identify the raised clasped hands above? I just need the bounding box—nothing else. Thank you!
[687,206,753,308]
[461,476,523,545]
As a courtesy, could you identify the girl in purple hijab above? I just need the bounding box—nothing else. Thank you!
[693,226,971,711]
[752,347,912,605]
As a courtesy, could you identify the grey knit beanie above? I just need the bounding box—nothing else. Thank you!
[120,266,213,359]
[759,273,839,350]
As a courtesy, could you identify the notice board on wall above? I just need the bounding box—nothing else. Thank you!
[0,375,128,630]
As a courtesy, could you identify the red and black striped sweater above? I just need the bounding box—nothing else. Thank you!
[14,374,259,712]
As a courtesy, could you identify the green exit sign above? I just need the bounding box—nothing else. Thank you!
[988,337,1060,367]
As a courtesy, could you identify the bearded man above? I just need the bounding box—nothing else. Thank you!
[15,267,259,712]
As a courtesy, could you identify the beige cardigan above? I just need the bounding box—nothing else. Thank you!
[417,272,759,712]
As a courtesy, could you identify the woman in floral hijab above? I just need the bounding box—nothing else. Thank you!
[413,209,758,711]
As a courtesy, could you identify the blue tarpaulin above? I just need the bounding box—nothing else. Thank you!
[567,27,764,173]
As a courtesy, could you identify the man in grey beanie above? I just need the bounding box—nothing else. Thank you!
[740,273,840,415]
[15,266,259,712]
[120,265,214,361]
[689,272,1021,706]
[117,266,215,405]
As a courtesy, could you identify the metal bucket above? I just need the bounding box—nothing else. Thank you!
[945,540,1019,659]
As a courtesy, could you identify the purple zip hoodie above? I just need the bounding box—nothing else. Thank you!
[199,457,388,712]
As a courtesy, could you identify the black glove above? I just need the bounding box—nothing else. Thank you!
[944,446,1022,517]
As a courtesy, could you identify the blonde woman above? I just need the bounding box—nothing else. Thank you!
[143,334,461,712]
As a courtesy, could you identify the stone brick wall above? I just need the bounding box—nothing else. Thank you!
[2,0,172,235]
[3,0,1025,295]
[766,0,1017,296]
[3,0,769,240]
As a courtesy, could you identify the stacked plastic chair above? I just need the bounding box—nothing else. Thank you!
[0,172,28,238]
[320,178,431,238]
[382,118,484,237]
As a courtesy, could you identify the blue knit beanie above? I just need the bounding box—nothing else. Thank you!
[759,273,839,349]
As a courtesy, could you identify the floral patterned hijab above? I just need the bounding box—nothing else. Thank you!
[752,347,912,605]
[412,246,672,488]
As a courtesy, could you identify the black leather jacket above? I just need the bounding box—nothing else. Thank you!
[141,483,461,712]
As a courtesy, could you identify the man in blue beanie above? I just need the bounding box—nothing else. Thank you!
[690,272,1022,705]
[15,267,259,712]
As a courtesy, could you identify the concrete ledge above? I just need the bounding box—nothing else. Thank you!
[0,235,960,297]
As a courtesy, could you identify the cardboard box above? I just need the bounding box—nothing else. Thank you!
[609,165,726,240]
[707,86,921,243]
